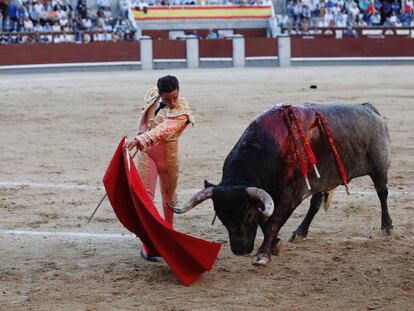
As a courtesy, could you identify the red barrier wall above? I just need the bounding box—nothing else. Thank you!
[0,42,140,66]
[153,40,186,59]
[1,37,414,66]
[199,39,232,58]
[235,28,267,38]
[291,36,414,57]
[142,30,169,39]
[245,38,277,57]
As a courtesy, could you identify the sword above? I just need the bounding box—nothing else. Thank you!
[87,146,139,224]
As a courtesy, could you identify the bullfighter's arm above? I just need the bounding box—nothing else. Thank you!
[135,115,188,149]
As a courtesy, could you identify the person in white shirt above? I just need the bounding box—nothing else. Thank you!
[34,22,43,32]
[136,0,148,10]
[23,18,34,32]
[349,2,360,17]
[370,11,381,25]
[324,8,334,27]
[336,12,347,27]
[389,11,397,25]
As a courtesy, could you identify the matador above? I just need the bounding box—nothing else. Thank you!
[127,75,194,261]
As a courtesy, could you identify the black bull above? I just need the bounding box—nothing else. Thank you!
[171,103,392,266]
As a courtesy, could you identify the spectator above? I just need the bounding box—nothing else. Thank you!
[374,0,382,13]
[277,12,290,28]
[383,1,392,19]
[97,0,111,9]
[76,0,87,19]
[399,8,411,26]
[81,16,92,30]
[324,8,334,27]
[389,11,397,25]
[43,21,52,32]
[356,13,367,26]
[359,0,369,13]
[370,10,381,25]
[311,0,321,17]
[325,0,334,10]
[302,4,311,21]
[332,3,341,16]
[206,29,219,39]
[119,0,132,19]
[336,12,347,27]
[8,1,18,24]
[394,16,402,27]
[23,17,32,31]
[405,0,413,14]
[383,16,393,26]
[349,3,360,18]
[292,0,303,25]
[52,21,61,32]
[136,0,149,11]
[391,0,401,14]
[33,21,43,32]
[186,29,201,38]
[344,0,354,11]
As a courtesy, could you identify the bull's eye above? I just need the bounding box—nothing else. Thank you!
[244,209,255,223]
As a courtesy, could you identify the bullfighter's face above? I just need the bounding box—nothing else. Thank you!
[160,89,179,109]
[212,186,260,255]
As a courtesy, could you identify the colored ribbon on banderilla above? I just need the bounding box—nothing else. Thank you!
[282,105,320,190]
[314,111,350,195]
[282,105,349,194]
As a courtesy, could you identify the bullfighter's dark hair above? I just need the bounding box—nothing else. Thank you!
[157,75,179,94]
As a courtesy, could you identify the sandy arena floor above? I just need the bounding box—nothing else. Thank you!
[0,66,413,310]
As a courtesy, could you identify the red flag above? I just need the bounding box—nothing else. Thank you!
[103,138,221,285]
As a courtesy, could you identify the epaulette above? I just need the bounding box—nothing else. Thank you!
[143,86,159,104]
[167,98,195,125]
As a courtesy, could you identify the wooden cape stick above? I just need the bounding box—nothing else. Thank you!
[87,147,139,224]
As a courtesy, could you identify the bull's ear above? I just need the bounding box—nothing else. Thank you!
[204,180,217,188]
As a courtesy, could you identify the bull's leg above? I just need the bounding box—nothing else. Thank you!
[252,225,278,266]
[371,173,393,235]
[271,237,283,256]
[289,192,323,243]
[252,199,299,266]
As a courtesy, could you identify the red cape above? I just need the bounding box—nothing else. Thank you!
[103,138,221,285]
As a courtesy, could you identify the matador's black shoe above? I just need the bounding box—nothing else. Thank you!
[140,246,160,262]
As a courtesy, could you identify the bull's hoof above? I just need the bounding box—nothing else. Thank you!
[272,240,283,256]
[381,227,394,236]
[288,232,307,243]
[252,254,271,266]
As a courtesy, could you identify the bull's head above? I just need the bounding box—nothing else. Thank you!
[170,181,274,255]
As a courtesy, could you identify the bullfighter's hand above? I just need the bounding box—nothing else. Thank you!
[127,138,141,151]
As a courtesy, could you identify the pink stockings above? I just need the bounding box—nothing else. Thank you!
[137,141,179,226]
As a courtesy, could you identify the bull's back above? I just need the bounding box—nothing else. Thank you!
[253,103,391,192]
[306,103,391,182]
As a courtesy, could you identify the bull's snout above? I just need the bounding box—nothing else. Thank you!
[229,235,254,255]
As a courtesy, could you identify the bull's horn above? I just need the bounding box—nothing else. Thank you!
[246,187,274,217]
[169,187,213,214]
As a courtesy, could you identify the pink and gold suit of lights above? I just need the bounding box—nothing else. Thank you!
[135,87,194,226]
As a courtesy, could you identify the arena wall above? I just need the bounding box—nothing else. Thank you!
[0,42,140,66]
[1,36,414,68]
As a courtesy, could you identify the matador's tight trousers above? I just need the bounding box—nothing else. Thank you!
[137,141,178,226]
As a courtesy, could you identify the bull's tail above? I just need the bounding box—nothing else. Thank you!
[323,188,336,211]
[361,102,381,116]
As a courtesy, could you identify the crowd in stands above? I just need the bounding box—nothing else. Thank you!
[279,0,414,31]
[0,0,136,43]
[1,0,414,44]
[129,0,273,6]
